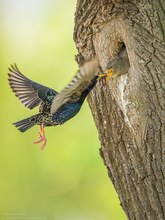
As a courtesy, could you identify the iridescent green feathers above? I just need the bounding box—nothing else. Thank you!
[8,57,100,131]
[8,57,101,149]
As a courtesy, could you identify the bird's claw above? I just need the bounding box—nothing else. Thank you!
[34,124,47,151]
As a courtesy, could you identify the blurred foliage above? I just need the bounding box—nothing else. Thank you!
[0,0,126,219]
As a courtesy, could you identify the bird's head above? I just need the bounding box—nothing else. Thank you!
[106,47,130,77]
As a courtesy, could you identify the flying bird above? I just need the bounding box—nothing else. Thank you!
[8,57,110,150]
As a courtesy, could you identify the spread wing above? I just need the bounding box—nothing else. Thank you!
[51,56,99,114]
[8,64,58,109]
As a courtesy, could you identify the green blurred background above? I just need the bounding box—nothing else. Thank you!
[0,1,126,219]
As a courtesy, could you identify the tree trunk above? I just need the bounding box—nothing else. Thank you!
[74,1,165,219]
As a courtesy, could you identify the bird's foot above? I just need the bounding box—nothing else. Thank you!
[98,68,113,82]
[34,124,47,151]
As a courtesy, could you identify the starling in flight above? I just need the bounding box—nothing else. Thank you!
[8,57,111,150]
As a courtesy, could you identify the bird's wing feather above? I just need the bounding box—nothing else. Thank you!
[8,64,58,109]
[51,57,99,114]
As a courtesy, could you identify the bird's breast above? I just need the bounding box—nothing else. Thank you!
[52,102,82,125]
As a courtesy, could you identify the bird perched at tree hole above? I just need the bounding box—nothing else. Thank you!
[8,57,111,150]
[106,44,130,78]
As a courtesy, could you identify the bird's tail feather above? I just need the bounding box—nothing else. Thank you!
[13,114,40,132]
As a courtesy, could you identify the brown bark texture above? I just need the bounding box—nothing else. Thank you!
[74,0,165,220]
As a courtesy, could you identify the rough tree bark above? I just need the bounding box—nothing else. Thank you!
[74,1,165,220]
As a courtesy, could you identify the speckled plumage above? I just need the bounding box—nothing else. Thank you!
[8,57,99,133]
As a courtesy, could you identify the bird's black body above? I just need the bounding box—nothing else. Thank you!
[8,58,99,133]
[51,74,98,124]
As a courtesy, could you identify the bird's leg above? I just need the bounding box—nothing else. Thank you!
[34,123,47,151]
